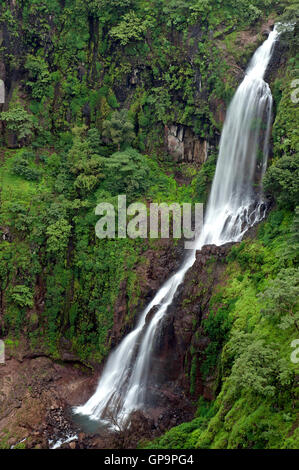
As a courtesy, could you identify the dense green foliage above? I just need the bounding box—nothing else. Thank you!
[0,0,298,450]
[143,38,299,446]
[144,209,299,449]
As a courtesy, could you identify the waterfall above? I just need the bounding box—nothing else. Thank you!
[74,26,279,427]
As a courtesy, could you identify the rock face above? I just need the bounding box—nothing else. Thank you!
[144,242,236,404]
[165,124,210,164]
[265,31,289,84]
[0,237,187,449]
[0,241,234,449]
[0,339,98,449]
[109,237,185,348]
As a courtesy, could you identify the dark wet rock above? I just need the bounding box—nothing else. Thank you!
[109,237,185,348]
[145,305,159,325]
[134,240,237,410]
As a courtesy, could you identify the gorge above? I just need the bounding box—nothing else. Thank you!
[0,1,297,450]
[74,26,279,428]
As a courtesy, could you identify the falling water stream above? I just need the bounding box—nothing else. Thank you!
[74,26,280,428]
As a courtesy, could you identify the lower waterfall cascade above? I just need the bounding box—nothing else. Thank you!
[74,25,281,427]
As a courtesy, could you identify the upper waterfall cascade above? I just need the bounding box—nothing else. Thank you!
[74,26,280,426]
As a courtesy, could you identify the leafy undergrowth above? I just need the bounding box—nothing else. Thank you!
[0,0,298,449]
[0,140,201,363]
[142,209,299,449]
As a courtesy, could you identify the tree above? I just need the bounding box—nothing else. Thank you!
[82,0,133,18]
[109,11,147,45]
[147,87,172,124]
[86,127,102,153]
[12,156,40,181]
[68,126,105,194]
[25,54,50,100]
[6,201,31,233]
[8,285,34,308]
[67,126,89,164]
[263,153,299,209]
[189,0,212,23]
[73,157,104,193]
[258,268,299,331]
[0,106,37,144]
[230,339,278,398]
[46,218,72,256]
[102,147,151,199]
[102,109,135,151]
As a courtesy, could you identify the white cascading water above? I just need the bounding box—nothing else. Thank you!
[74,26,280,427]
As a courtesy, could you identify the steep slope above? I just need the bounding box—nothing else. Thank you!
[0,0,298,449]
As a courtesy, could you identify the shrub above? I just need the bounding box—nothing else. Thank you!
[1,106,37,143]
[102,109,135,151]
[109,11,148,45]
[230,340,278,398]
[102,148,152,200]
[263,154,299,209]
[25,55,50,100]
[12,157,40,181]
[8,285,34,308]
[258,267,299,331]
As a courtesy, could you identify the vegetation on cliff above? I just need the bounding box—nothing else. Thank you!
[0,0,298,449]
